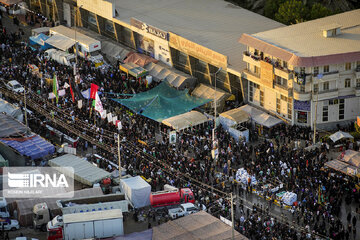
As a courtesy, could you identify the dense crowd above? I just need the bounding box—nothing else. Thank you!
[0,18,359,240]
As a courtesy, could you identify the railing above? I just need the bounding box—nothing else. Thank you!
[243,51,260,61]
[318,88,338,94]
[273,81,288,90]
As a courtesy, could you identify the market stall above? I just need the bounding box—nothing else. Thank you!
[162,111,209,131]
[120,62,148,79]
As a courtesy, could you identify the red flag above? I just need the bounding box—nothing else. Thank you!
[69,79,75,102]
[90,83,99,99]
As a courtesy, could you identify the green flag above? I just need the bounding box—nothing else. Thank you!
[53,75,59,104]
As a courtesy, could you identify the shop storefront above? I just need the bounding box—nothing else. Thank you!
[130,18,171,66]
[294,100,310,125]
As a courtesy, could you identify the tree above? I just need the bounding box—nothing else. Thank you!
[275,0,308,25]
[264,0,286,19]
[309,3,333,20]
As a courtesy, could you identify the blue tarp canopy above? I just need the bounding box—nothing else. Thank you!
[112,82,211,122]
[29,33,51,50]
[0,135,55,160]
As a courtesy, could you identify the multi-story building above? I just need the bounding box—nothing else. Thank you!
[27,0,283,101]
[239,10,360,129]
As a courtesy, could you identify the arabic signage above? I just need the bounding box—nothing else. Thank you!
[169,32,227,69]
[131,18,169,41]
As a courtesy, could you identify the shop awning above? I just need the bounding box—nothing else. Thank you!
[101,41,131,64]
[220,108,250,124]
[123,52,158,67]
[120,62,147,78]
[340,150,360,168]
[329,131,354,142]
[324,159,358,177]
[162,111,209,131]
[45,34,75,51]
[239,104,283,128]
[144,62,196,89]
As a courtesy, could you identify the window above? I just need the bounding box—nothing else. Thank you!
[329,99,338,105]
[356,79,360,88]
[324,65,329,73]
[276,98,280,114]
[345,78,351,88]
[300,67,305,74]
[313,67,319,76]
[105,20,115,33]
[339,99,344,120]
[287,97,292,120]
[313,83,318,93]
[249,82,254,102]
[276,75,282,85]
[254,66,259,74]
[323,82,329,91]
[322,106,328,122]
[281,95,287,102]
[260,91,264,107]
[283,61,288,68]
[254,49,259,55]
[345,62,351,71]
[357,61,360,68]
[300,85,305,93]
[88,12,97,25]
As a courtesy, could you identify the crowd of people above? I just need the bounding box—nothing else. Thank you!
[0,15,359,240]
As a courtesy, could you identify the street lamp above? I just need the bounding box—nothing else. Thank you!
[74,5,83,71]
[212,67,222,165]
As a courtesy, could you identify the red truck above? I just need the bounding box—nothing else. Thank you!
[150,188,195,207]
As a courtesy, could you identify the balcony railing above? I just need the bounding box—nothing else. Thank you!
[243,51,261,61]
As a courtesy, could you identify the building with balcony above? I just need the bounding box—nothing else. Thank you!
[239,9,360,129]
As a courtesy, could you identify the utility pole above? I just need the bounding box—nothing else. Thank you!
[313,74,322,145]
[212,67,222,166]
[231,192,235,240]
[24,89,28,132]
[117,133,121,183]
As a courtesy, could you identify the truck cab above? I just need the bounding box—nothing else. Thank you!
[33,203,51,231]
[180,188,195,204]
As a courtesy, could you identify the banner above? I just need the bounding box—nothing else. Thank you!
[48,92,56,99]
[94,92,106,118]
[112,116,118,125]
[77,100,83,109]
[69,80,75,102]
[53,75,59,103]
[58,89,66,97]
[116,120,122,130]
[107,112,113,123]
[90,83,99,99]
[169,131,177,144]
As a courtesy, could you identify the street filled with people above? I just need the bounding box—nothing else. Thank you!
[0,15,359,240]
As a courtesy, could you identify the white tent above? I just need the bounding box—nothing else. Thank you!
[239,105,283,128]
[329,131,354,142]
[120,176,151,208]
[0,98,23,122]
[45,34,75,51]
[101,41,130,64]
[162,111,209,131]
[220,108,250,127]
[192,83,230,111]
[49,154,111,186]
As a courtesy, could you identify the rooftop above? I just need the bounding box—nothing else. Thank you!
[251,9,360,57]
[114,0,283,73]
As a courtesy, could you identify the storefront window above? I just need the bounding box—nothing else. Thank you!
[88,12,97,26]
[297,111,307,123]
[105,20,115,33]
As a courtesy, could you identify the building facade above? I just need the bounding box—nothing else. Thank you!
[239,10,360,129]
[28,0,283,102]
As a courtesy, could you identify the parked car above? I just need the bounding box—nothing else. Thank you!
[180,203,198,216]
[168,206,185,219]
[6,80,24,93]
[0,218,20,231]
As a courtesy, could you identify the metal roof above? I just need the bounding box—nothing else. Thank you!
[63,209,123,224]
[50,25,100,48]
[114,0,283,73]
[250,9,360,58]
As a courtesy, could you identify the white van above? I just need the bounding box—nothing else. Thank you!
[44,49,76,67]
[49,26,104,66]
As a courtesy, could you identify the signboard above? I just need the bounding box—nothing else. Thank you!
[169,131,177,144]
[260,61,274,88]
[357,116,360,127]
[169,32,227,69]
[131,18,169,41]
